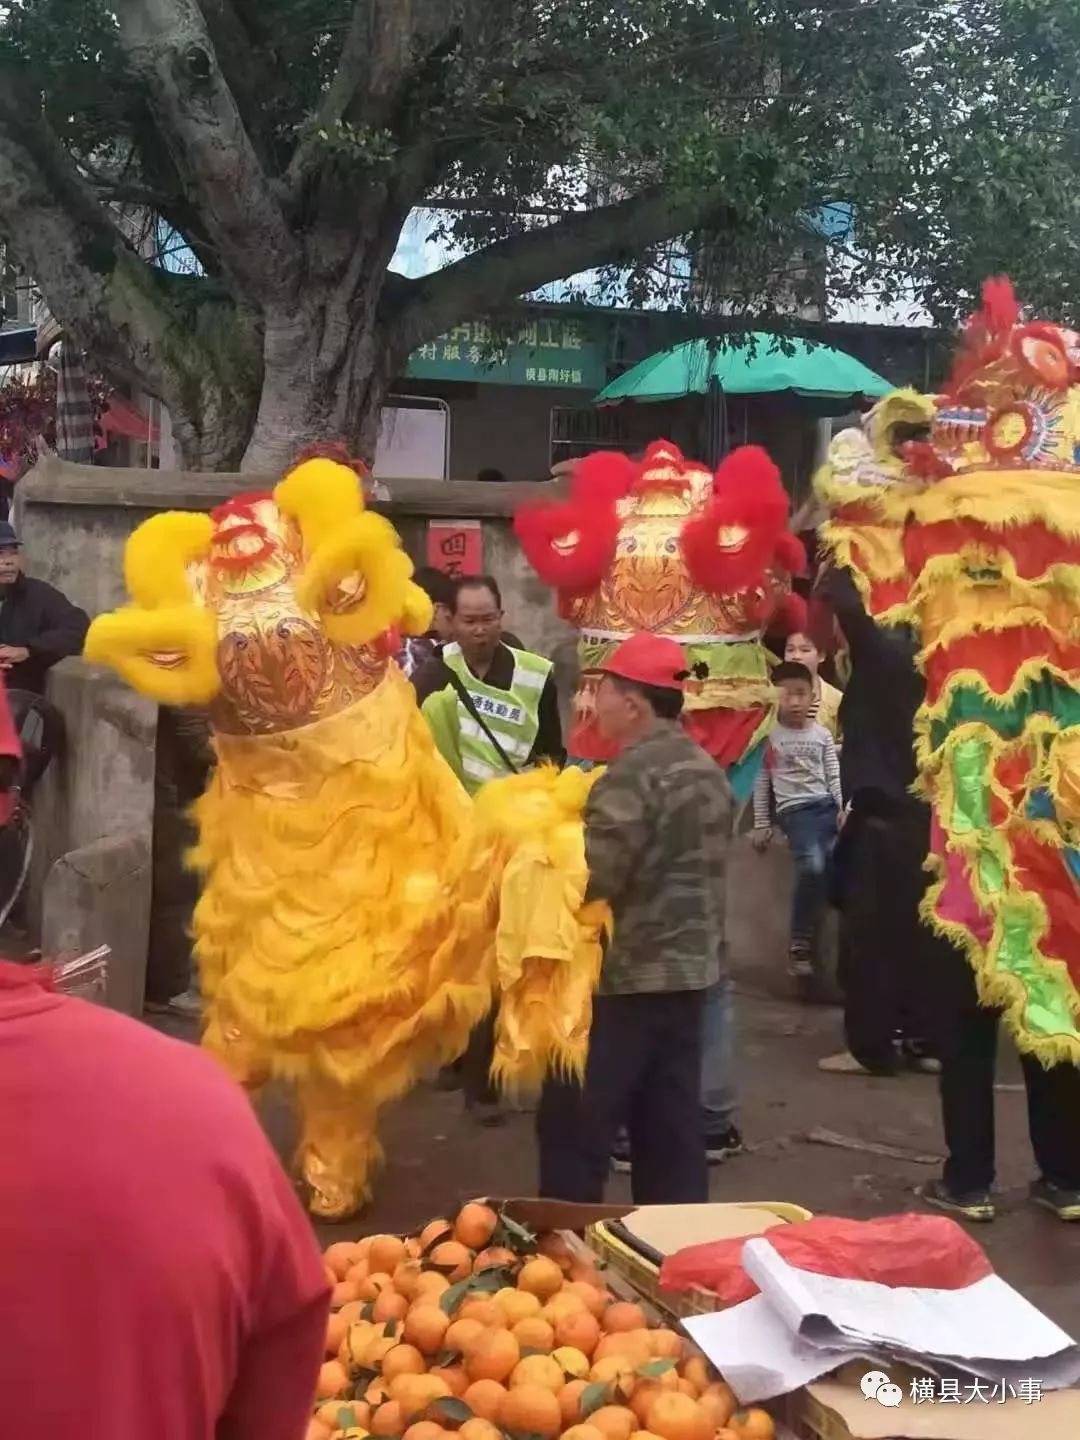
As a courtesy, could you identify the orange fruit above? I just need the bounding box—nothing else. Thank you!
[650,1330,684,1360]
[473,1246,517,1273]
[645,1392,711,1440]
[339,1320,376,1369]
[383,1344,428,1382]
[415,1271,451,1301]
[325,1310,349,1356]
[602,1302,646,1333]
[463,1379,508,1422]
[430,1240,473,1282]
[316,1400,370,1430]
[324,1241,362,1280]
[567,1281,609,1317]
[366,1382,390,1408]
[372,1400,406,1436]
[509,1353,565,1394]
[394,1260,427,1300]
[589,1356,637,1401]
[445,1318,485,1355]
[466,1328,520,1383]
[590,1405,637,1440]
[305,1422,330,1440]
[630,1432,666,1440]
[496,1287,541,1324]
[404,1424,450,1440]
[698,1384,736,1430]
[551,1345,590,1379]
[362,1334,402,1370]
[420,1218,453,1252]
[405,1238,422,1259]
[680,1356,709,1394]
[500,1383,562,1438]
[459,1421,503,1440]
[728,1410,775,1440]
[454,1202,498,1250]
[404,1304,451,1355]
[392,1374,452,1420]
[543,1292,587,1324]
[359,1271,394,1301]
[336,1299,367,1327]
[458,1297,503,1327]
[518,1256,564,1300]
[330,1280,360,1308]
[369,1235,408,1275]
[554,1309,600,1355]
[323,1263,338,1289]
[632,1383,670,1426]
[430,1364,468,1398]
[316,1359,350,1399]
[511,1316,555,1352]
[537,1231,574,1272]
[595,1331,652,1366]
[373,1288,409,1324]
[560,1377,589,1426]
[562,1428,605,1440]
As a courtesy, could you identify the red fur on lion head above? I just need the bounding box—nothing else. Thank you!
[680,446,789,595]
[514,498,619,594]
[569,449,638,505]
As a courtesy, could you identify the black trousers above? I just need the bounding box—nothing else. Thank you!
[537,989,708,1205]
[461,1008,499,1107]
[931,942,1080,1194]
[834,794,941,1070]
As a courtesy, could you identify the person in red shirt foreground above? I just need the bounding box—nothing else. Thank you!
[0,959,329,1438]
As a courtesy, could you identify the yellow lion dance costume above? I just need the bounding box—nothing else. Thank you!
[85,457,602,1217]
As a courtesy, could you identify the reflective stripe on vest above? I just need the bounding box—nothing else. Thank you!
[442,643,551,792]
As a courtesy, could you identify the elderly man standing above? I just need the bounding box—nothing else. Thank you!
[538,632,732,1204]
[0,521,88,694]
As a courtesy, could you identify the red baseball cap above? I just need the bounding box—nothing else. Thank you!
[588,632,689,690]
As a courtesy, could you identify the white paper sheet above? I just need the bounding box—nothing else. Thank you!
[742,1236,1080,1373]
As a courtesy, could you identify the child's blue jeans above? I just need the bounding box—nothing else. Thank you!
[777,796,838,950]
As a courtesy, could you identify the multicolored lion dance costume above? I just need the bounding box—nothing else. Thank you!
[516,440,807,797]
[817,278,1080,1063]
[84,456,603,1217]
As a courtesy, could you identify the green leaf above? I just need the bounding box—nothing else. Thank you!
[361,1300,376,1321]
[581,1382,611,1418]
[472,1265,513,1291]
[638,1358,678,1377]
[439,1277,473,1316]
[433,1348,463,1368]
[519,1346,550,1358]
[384,1317,400,1339]
[496,1211,537,1252]
[337,1405,358,1429]
[430,1397,473,1426]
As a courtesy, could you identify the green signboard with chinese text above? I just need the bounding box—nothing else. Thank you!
[407,316,605,390]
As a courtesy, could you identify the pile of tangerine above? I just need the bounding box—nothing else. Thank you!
[309,1202,774,1440]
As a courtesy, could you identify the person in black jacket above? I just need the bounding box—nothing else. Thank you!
[0,523,89,694]
[816,562,943,1076]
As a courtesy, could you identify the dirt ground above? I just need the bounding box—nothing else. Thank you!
[166,836,1080,1336]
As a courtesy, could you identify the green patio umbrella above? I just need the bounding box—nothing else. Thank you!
[596,334,892,404]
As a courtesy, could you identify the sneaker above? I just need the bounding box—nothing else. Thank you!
[906,1054,942,1075]
[610,1136,632,1174]
[817,1050,896,1076]
[705,1125,744,1164]
[465,1099,507,1128]
[167,987,202,1019]
[920,1178,996,1222]
[1030,1178,1080,1222]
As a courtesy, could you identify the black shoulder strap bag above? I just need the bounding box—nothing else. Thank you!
[443,668,521,775]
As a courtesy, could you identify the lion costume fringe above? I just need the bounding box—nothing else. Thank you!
[86,457,603,1217]
[815,279,1080,1065]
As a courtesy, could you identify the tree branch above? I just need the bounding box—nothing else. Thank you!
[396,185,735,347]
[0,68,179,395]
[113,0,299,306]
[195,0,282,163]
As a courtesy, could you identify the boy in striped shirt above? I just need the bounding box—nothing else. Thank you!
[753,661,843,990]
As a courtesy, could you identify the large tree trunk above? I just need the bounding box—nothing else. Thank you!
[239,303,400,474]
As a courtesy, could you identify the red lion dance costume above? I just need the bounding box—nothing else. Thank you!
[516,440,807,797]
[818,279,1080,1063]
